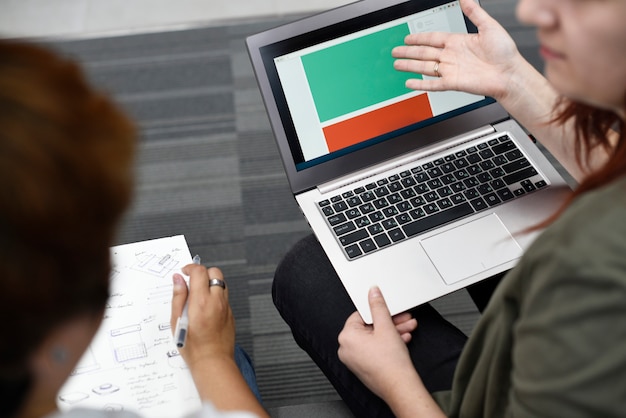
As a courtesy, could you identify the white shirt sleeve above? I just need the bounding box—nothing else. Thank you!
[185,403,258,418]
[46,402,259,418]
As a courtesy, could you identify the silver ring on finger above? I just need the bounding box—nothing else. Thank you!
[209,278,226,289]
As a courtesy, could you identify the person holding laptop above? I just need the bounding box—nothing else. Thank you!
[273,0,626,416]
[0,41,268,418]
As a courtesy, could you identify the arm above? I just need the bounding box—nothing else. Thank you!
[171,264,269,418]
[337,287,445,418]
[391,0,611,182]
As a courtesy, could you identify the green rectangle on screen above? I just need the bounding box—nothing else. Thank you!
[302,23,420,123]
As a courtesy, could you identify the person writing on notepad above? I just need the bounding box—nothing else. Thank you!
[272,0,626,416]
[0,41,268,418]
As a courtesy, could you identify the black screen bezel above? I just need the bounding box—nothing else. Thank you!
[246,0,506,194]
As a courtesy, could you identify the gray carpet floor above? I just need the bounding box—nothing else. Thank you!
[39,0,567,410]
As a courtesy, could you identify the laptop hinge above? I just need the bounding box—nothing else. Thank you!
[318,125,496,194]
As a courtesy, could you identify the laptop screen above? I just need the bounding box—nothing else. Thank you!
[248,0,503,192]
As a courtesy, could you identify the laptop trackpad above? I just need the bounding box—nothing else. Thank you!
[420,214,523,285]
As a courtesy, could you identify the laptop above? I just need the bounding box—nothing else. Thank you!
[246,0,570,323]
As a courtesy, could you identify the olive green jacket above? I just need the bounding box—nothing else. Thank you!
[435,176,626,417]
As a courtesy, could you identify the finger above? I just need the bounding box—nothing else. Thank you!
[393,58,420,73]
[395,318,418,335]
[185,263,211,296]
[394,59,441,80]
[392,312,413,325]
[368,287,394,329]
[403,31,449,49]
[460,0,493,30]
[392,45,440,62]
[406,77,449,92]
[206,266,228,298]
[400,332,413,344]
[170,273,189,331]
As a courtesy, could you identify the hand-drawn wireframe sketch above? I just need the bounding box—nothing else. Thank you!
[111,324,147,363]
[93,382,120,395]
[166,348,189,369]
[166,349,180,358]
[132,252,180,278]
[147,285,175,306]
[58,392,89,405]
[57,235,202,417]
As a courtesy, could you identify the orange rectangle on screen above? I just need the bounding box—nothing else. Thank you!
[323,93,433,153]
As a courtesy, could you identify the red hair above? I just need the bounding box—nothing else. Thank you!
[537,98,626,228]
[0,40,136,416]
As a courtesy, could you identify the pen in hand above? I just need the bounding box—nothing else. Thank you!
[175,254,202,348]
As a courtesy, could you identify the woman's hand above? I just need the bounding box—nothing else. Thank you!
[394,0,597,181]
[338,287,417,399]
[338,287,444,417]
[170,266,268,416]
[170,264,234,368]
[392,0,522,102]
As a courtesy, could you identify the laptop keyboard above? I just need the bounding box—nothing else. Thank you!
[318,135,548,260]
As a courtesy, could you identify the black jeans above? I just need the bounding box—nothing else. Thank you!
[272,234,502,418]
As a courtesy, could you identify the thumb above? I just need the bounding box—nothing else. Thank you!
[170,273,189,332]
[460,0,492,29]
[368,286,394,330]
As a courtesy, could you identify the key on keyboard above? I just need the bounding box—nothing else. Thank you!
[318,135,547,260]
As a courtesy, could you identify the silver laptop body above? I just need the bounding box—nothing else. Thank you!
[246,0,570,323]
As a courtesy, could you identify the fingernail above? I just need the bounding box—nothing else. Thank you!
[172,274,185,289]
[369,286,382,298]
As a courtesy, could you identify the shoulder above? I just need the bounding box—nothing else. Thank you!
[514,177,626,318]
[522,176,626,288]
[545,176,626,243]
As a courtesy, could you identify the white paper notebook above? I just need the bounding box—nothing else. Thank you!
[57,235,201,416]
